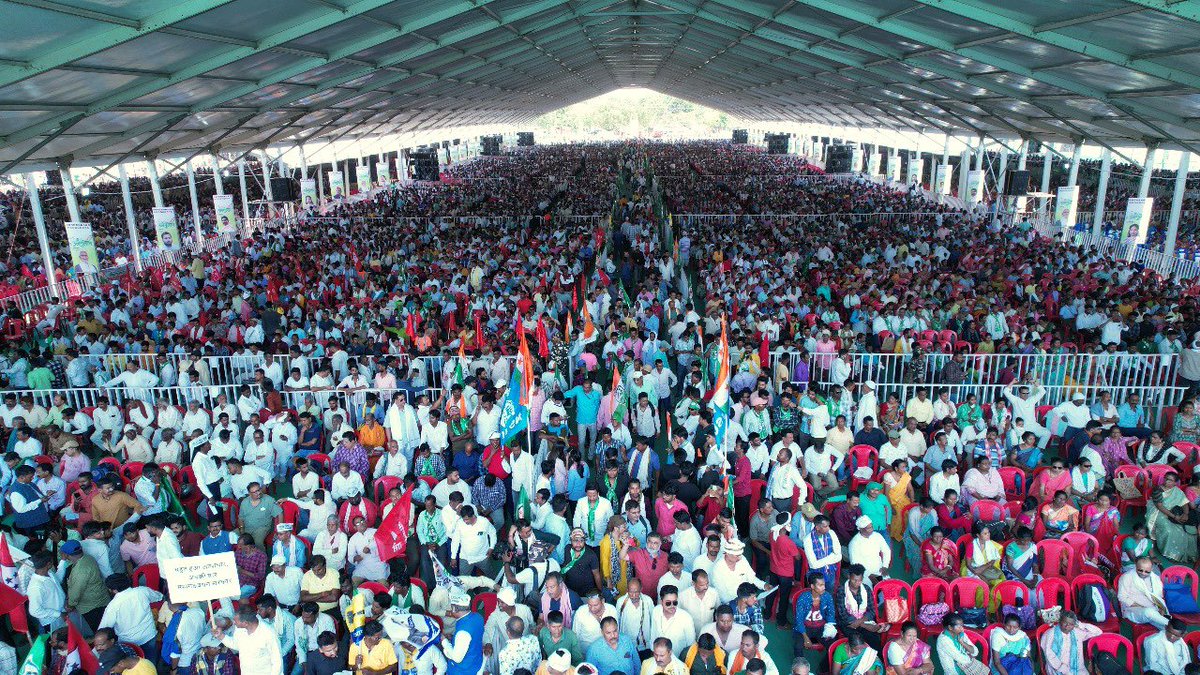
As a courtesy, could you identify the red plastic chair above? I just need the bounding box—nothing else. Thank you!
[219,498,240,531]
[1059,532,1098,576]
[1035,578,1071,616]
[1086,634,1133,674]
[471,591,498,619]
[1036,539,1073,579]
[419,475,438,489]
[98,456,122,474]
[410,577,430,601]
[374,475,403,503]
[964,630,989,665]
[1162,565,1200,625]
[912,577,951,638]
[279,500,302,529]
[991,580,1032,618]
[827,638,848,669]
[132,563,161,590]
[997,467,1027,501]
[1184,632,1200,656]
[949,577,989,615]
[873,579,911,640]
[1176,441,1200,482]
[848,444,879,492]
[122,462,145,481]
[122,642,145,658]
[307,452,332,474]
[1113,465,1147,514]
[970,500,1005,523]
[1143,464,1176,492]
[1069,574,1119,632]
[359,581,388,596]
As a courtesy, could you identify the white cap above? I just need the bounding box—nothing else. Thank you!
[270,555,286,567]
[856,515,872,529]
[1072,392,1085,401]
[497,587,517,606]
[864,380,876,390]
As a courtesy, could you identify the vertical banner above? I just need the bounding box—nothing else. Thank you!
[153,207,180,250]
[1053,186,1079,234]
[867,151,881,176]
[1122,197,1153,245]
[965,170,984,203]
[355,163,371,193]
[300,178,318,209]
[375,161,390,186]
[851,146,863,173]
[887,156,901,182]
[328,171,346,200]
[935,164,953,195]
[907,154,923,186]
[213,194,237,234]
[65,222,98,272]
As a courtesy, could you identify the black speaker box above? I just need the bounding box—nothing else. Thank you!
[1005,170,1031,196]
[732,129,748,144]
[270,176,296,201]
[517,132,535,146]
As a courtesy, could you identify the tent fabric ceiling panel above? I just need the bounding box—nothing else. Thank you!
[4,0,1200,173]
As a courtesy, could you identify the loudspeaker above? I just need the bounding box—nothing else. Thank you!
[270,177,296,201]
[826,145,854,173]
[409,148,439,181]
[44,170,63,186]
[732,129,748,144]
[517,132,534,146]
[480,135,501,155]
[765,133,790,155]
[1005,170,1031,196]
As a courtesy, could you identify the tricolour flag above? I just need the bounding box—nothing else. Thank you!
[497,330,532,444]
[0,534,28,634]
[564,314,574,342]
[374,486,415,562]
[64,619,99,673]
[580,299,596,343]
[19,635,47,675]
[710,317,731,452]
[610,363,628,425]
[454,342,466,387]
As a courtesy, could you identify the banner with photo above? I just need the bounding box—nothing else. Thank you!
[935,164,953,195]
[867,151,881,176]
[1053,186,1079,233]
[851,146,863,173]
[886,156,901,182]
[965,170,984,203]
[907,155,923,186]
[375,161,390,186]
[355,163,371,193]
[1122,197,1153,245]
[153,207,181,250]
[300,179,318,209]
[328,171,346,200]
[213,194,237,234]
[65,222,98,272]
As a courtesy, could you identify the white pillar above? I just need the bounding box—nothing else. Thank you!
[58,165,82,222]
[238,159,250,222]
[260,150,274,201]
[957,149,970,198]
[24,173,58,296]
[211,153,225,196]
[996,152,1009,200]
[1091,149,1112,238]
[974,137,985,170]
[1138,144,1158,199]
[1067,142,1082,187]
[1017,140,1028,170]
[1165,152,1191,258]
[941,134,950,165]
[145,159,165,207]
[1039,148,1053,215]
[185,160,202,244]
[316,166,325,202]
[298,144,308,180]
[118,164,142,273]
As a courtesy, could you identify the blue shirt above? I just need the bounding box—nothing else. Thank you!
[447,612,485,675]
[564,386,603,425]
[1116,403,1144,428]
[586,634,641,675]
[453,450,482,482]
[793,591,836,634]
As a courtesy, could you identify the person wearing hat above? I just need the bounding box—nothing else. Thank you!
[538,648,578,675]
[263,554,303,612]
[445,587,486,675]
[709,538,770,605]
[270,522,306,568]
[847,516,891,584]
[1051,391,1093,461]
[483,586,535,672]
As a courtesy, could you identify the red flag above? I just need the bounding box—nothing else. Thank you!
[374,487,415,562]
[760,333,770,371]
[474,312,483,348]
[536,318,549,359]
[0,536,27,634]
[66,618,99,673]
[572,285,578,312]
[405,314,416,342]
[598,269,610,287]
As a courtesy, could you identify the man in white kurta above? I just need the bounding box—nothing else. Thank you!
[847,516,892,583]
[709,540,768,605]
[651,585,696,657]
[216,607,285,675]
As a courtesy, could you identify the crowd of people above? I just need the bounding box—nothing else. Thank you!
[1,141,1200,675]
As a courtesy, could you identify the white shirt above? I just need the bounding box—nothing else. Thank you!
[709,557,766,604]
[616,593,655,650]
[220,623,284,675]
[291,471,320,500]
[191,451,222,499]
[1144,631,1192,675]
[1052,401,1092,428]
[100,586,165,645]
[330,471,365,502]
[803,447,843,477]
[474,406,501,445]
[928,471,961,504]
[573,604,618,652]
[652,606,697,656]
[678,585,721,634]
[263,566,304,607]
[453,518,497,565]
[230,466,273,500]
[503,451,538,498]
[848,531,892,579]
[27,573,66,627]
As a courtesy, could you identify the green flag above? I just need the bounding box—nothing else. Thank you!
[20,635,47,675]
[619,281,632,308]
[160,475,191,529]
[516,487,531,521]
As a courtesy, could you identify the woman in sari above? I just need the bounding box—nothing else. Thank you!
[880,393,904,434]
[961,522,1004,590]
[598,515,631,601]
[1012,498,1038,532]
[887,622,934,675]
[1039,491,1079,539]
[921,527,958,581]
[1121,524,1157,572]
[1029,461,1071,503]
[989,614,1033,675]
[1171,399,1199,445]
[904,498,938,573]
[1148,471,1198,564]
[1140,431,1186,466]
[1082,492,1120,575]
[1002,526,1040,589]
[860,481,894,539]
[882,459,914,541]
[832,630,883,675]
[1097,426,1137,477]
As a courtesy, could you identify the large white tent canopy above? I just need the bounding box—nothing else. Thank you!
[3,0,1200,174]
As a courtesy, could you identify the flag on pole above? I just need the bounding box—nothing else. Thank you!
[454,342,466,387]
[0,534,28,634]
[474,313,483,349]
[564,314,574,342]
[405,314,417,342]
[517,329,535,407]
[710,317,731,452]
[581,299,596,342]
[619,280,633,308]
[498,331,532,444]
[610,363,628,426]
[18,635,47,675]
[724,474,735,512]
[64,619,99,673]
[160,475,191,529]
[536,318,549,359]
[759,333,770,373]
[374,486,415,562]
[343,589,368,644]
[516,487,531,521]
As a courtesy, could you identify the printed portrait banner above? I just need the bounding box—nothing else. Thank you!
[907,155,923,186]
[161,552,241,604]
[936,164,953,195]
[965,170,984,203]
[212,194,237,234]
[152,207,181,250]
[355,163,372,193]
[1053,186,1079,233]
[328,170,346,200]
[867,151,881,176]
[300,178,318,209]
[1122,197,1153,245]
[375,161,390,186]
[887,156,901,182]
[64,222,97,272]
[851,146,863,173]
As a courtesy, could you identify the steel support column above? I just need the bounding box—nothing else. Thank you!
[186,160,202,244]
[1138,145,1158,199]
[59,164,82,222]
[1092,149,1112,238]
[1165,152,1191,258]
[146,160,165,207]
[238,159,250,222]
[212,153,225,195]
[118,164,141,273]
[24,173,58,298]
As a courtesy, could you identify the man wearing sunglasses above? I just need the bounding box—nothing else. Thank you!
[1117,556,1169,629]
